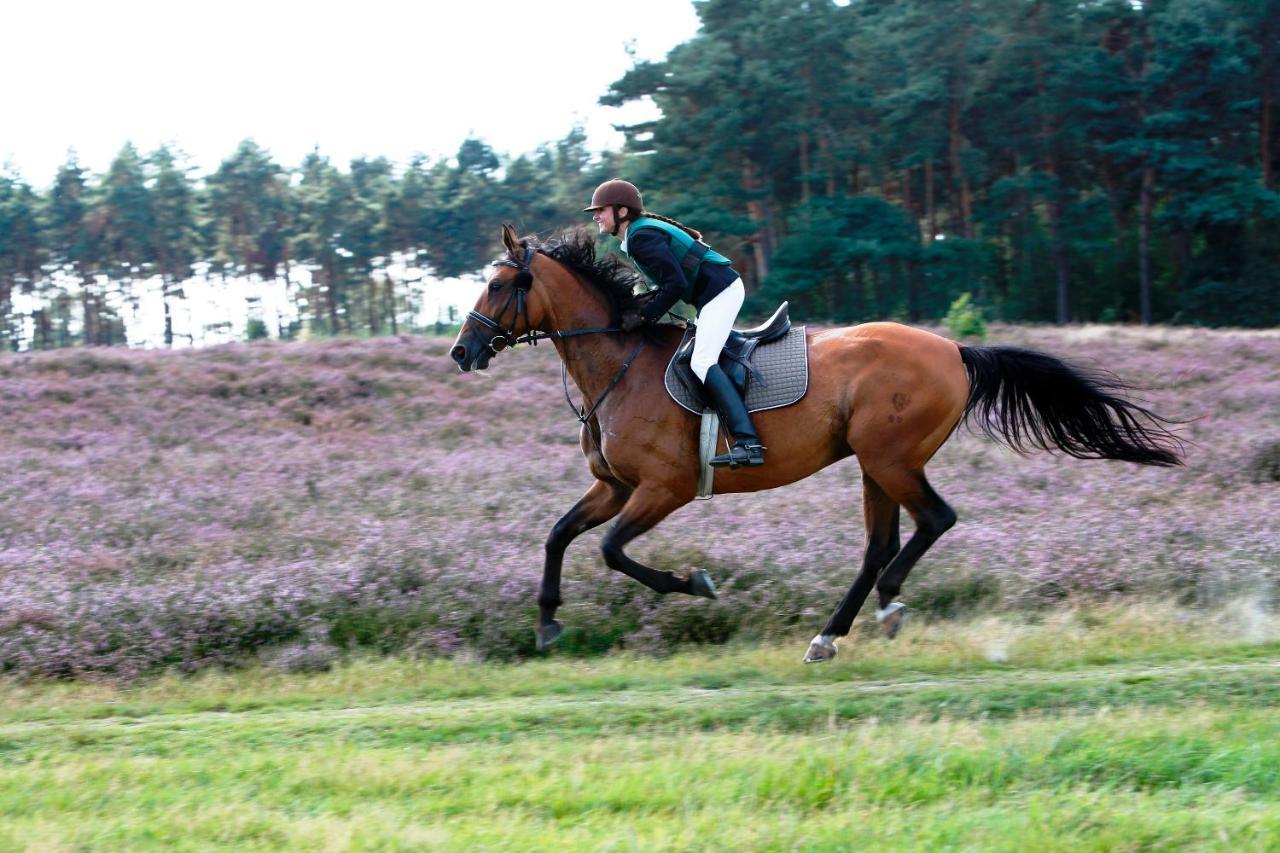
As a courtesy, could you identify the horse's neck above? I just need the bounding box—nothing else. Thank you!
[553,323,628,401]
[546,283,657,411]
[556,325,681,422]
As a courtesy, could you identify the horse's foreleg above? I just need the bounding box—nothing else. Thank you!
[805,473,902,663]
[538,479,630,650]
[600,487,716,598]
[867,466,956,635]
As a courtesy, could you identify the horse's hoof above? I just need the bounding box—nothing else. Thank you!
[689,569,718,600]
[803,634,838,663]
[877,602,907,639]
[535,621,563,651]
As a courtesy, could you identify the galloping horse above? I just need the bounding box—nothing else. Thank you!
[451,225,1183,662]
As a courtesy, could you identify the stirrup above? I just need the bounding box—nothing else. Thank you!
[709,443,766,469]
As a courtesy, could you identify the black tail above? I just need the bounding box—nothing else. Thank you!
[959,345,1184,467]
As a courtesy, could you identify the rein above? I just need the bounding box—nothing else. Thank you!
[473,246,646,424]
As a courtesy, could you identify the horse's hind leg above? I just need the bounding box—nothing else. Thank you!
[538,478,630,650]
[805,473,902,663]
[600,487,717,599]
[864,465,957,636]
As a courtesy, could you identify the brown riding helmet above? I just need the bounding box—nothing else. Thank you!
[583,179,643,213]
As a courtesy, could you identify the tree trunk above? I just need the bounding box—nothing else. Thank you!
[36,309,51,350]
[0,281,12,351]
[281,261,296,336]
[741,159,772,282]
[81,277,96,346]
[900,259,919,323]
[1138,166,1154,325]
[852,260,865,319]
[817,129,835,197]
[1049,195,1071,324]
[925,157,937,241]
[908,216,925,320]
[385,274,398,335]
[1032,7,1069,325]
[1260,5,1278,189]
[1263,78,1274,189]
[902,167,918,242]
[948,100,974,239]
[324,260,340,333]
[798,132,812,205]
[162,276,174,347]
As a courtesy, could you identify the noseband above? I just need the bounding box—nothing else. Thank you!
[464,245,647,424]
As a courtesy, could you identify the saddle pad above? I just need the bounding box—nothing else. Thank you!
[664,325,809,416]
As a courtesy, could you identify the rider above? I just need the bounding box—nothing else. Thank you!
[584,179,765,468]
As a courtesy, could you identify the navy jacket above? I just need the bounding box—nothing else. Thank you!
[625,227,741,324]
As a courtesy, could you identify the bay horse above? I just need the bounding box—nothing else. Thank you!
[450,225,1183,663]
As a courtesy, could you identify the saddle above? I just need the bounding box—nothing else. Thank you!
[664,302,810,415]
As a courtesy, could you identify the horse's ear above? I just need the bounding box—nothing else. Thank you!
[501,223,523,258]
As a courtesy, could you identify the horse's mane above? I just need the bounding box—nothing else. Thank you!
[524,229,647,319]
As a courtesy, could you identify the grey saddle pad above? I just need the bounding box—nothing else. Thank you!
[664,325,809,415]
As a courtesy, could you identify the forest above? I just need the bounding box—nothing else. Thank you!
[0,0,1276,350]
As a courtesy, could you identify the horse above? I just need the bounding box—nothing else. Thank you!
[450,224,1184,663]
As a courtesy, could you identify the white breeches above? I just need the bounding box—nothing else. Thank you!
[690,278,745,382]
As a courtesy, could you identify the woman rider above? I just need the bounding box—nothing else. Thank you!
[584,179,765,468]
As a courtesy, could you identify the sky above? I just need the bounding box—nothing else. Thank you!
[2,0,701,186]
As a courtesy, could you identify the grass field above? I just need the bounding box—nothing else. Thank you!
[3,605,1279,850]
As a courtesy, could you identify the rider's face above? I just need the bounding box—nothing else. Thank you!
[591,206,615,234]
[591,204,627,233]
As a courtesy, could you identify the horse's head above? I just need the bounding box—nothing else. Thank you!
[451,224,548,372]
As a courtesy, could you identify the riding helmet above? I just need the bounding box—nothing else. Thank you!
[583,179,643,213]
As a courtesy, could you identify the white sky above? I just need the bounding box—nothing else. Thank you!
[2,0,700,186]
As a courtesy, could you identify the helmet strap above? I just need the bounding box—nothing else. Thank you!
[611,204,639,238]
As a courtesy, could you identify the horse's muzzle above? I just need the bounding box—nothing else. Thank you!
[450,340,494,372]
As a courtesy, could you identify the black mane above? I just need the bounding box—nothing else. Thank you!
[526,229,647,319]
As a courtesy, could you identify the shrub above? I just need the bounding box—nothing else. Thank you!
[1249,440,1280,484]
[245,319,270,341]
[944,293,987,340]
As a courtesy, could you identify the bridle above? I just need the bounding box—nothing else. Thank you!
[465,246,539,354]
[465,245,647,424]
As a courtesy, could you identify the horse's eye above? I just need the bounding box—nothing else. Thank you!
[489,281,503,292]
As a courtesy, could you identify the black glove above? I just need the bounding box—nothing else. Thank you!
[621,291,658,331]
[621,309,647,332]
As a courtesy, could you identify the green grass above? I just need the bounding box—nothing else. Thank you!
[3,605,1279,850]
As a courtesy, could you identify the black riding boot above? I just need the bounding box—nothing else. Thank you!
[702,364,766,468]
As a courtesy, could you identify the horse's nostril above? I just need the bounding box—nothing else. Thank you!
[451,345,466,363]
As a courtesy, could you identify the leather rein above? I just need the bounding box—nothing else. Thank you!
[469,246,646,424]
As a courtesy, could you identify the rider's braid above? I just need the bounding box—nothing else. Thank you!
[638,211,702,242]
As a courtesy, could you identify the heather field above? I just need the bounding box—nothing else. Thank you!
[0,324,1277,678]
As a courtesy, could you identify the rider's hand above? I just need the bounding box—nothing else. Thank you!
[621,310,647,332]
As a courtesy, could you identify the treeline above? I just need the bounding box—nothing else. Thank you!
[0,133,615,349]
[1,0,1278,351]
[608,0,1280,326]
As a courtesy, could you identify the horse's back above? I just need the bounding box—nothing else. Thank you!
[807,322,969,468]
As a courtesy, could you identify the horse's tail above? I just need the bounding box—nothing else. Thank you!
[958,345,1184,467]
